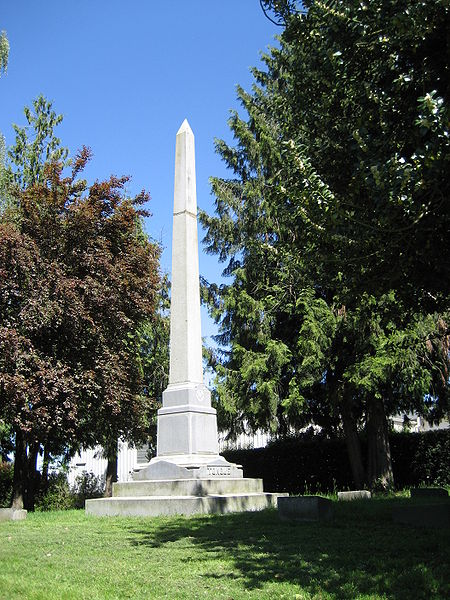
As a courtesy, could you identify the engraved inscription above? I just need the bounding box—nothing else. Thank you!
[196,387,205,402]
[207,466,231,477]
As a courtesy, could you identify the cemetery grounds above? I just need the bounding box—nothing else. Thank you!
[0,494,449,600]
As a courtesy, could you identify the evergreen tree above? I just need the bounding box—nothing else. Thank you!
[0,30,8,78]
[7,94,69,191]
[200,0,449,489]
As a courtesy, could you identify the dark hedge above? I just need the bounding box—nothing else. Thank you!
[222,429,450,494]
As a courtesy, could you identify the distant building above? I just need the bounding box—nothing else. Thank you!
[391,413,449,433]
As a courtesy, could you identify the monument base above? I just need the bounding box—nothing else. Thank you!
[85,477,287,517]
[132,456,243,480]
[84,453,287,518]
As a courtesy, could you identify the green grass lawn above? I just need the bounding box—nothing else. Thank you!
[0,497,449,600]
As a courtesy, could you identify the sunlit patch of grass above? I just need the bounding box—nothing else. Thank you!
[0,497,448,599]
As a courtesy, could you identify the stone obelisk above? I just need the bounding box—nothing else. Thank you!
[136,119,241,479]
[84,121,286,514]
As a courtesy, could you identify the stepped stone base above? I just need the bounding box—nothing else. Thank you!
[114,477,260,497]
[85,477,286,518]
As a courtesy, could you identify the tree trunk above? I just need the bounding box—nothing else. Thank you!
[41,447,50,493]
[341,396,366,489]
[11,428,27,510]
[366,397,394,491]
[104,440,118,498]
[25,441,40,511]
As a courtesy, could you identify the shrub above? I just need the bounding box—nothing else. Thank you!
[35,472,76,512]
[71,471,104,509]
[391,430,450,488]
[36,470,105,511]
[0,461,13,507]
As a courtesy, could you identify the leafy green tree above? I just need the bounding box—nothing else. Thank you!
[200,0,449,489]
[259,0,450,311]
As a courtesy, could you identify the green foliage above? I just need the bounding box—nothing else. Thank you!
[260,0,450,309]
[200,0,450,488]
[0,419,13,460]
[35,470,104,511]
[138,275,170,402]
[7,95,69,190]
[0,30,8,77]
[35,472,75,512]
[0,97,163,508]
[225,433,352,494]
[71,471,104,509]
[391,430,450,489]
[135,278,170,456]
[0,461,13,507]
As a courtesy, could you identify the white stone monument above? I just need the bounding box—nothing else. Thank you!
[85,120,286,516]
[136,119,242,479]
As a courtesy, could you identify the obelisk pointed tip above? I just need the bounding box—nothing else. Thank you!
[177,118,193,136]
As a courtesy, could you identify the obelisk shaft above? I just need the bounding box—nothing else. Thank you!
[151,119,219,466]
[168,119,203,386]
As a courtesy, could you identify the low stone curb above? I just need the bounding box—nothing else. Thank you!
[338,490,371,501]
[0,508,27,521]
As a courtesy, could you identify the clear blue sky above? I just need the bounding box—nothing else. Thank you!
[0,1,279,341]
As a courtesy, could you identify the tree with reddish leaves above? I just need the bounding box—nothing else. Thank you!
[0,104,162,509]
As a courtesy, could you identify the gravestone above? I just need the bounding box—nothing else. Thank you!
[0,508,27,521]
[133,120,242,479]
[86,121,286,517]
[278,496,333,521]
[338,490,371,501]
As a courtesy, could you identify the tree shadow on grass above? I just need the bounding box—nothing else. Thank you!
[128,497,449,599]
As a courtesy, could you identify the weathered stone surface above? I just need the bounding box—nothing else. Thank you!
[0,508,27,521]
[148,120,234,471]
[114,477,263,498]
[410,487,448,498]
[168,119,203,387]
[155,402,220,463]
[277,496,333,521]
[86,492,287,518]
[338,490,371,501]
[133,458,243,481]
[392,504,450,528]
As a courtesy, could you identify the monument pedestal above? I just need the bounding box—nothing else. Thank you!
[85,477,286,517]
[155,382,220,462]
